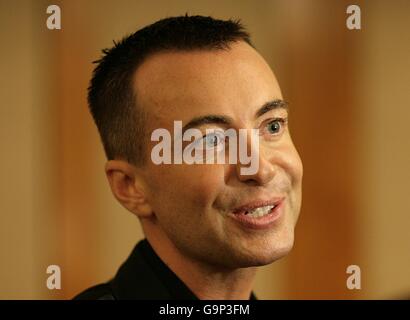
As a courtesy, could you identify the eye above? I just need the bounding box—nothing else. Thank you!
[266,118,286,135]
[201,131,226,150]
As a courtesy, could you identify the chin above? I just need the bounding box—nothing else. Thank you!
[236,233,295,268]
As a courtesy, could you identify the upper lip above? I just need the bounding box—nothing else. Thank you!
[232,197,285,214]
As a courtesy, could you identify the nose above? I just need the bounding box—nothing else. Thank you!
[236,152,275,186]
[235,131,276,186]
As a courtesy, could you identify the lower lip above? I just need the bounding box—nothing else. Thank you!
[228,200,285,230]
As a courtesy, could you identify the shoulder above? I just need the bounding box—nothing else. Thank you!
[72,239,173,300]
[72,282,116,300]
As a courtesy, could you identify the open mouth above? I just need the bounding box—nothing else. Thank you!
[231,198,284,218]
[241,205,277,218]
[228,198,285,229]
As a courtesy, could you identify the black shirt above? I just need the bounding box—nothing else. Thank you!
[74,239,257,300]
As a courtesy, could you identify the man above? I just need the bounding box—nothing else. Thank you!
[75,15,303,300]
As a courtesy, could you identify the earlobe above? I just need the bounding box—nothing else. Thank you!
[105,160,153,218]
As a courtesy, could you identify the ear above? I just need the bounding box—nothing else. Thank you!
[105,160,153,219]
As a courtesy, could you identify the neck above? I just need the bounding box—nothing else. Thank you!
[144,227,256,300]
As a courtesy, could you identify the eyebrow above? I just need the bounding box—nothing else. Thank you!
[182,115,232,133]
[254,99,288,118]
[182,99,288,132]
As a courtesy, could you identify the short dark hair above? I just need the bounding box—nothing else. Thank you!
[88,15,252,165]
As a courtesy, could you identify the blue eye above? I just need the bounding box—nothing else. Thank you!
[266,119,284,134]
[201,131,225,149]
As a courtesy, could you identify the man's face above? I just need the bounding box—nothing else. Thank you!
[134,41,303,269]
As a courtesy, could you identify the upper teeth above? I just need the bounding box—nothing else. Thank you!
[245,205,275,217]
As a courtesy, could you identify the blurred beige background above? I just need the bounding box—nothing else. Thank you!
[0,0,409,299]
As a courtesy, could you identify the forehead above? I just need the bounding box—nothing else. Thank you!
[133,41,282,127]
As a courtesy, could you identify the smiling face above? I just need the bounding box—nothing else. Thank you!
[134,41,303,269]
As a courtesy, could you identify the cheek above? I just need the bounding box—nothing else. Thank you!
[277,142,303,220]
[181,164,225,209]
[150,163,225,211]
[276,140,303,186]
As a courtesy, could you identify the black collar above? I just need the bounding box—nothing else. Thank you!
[110,239,257,300]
